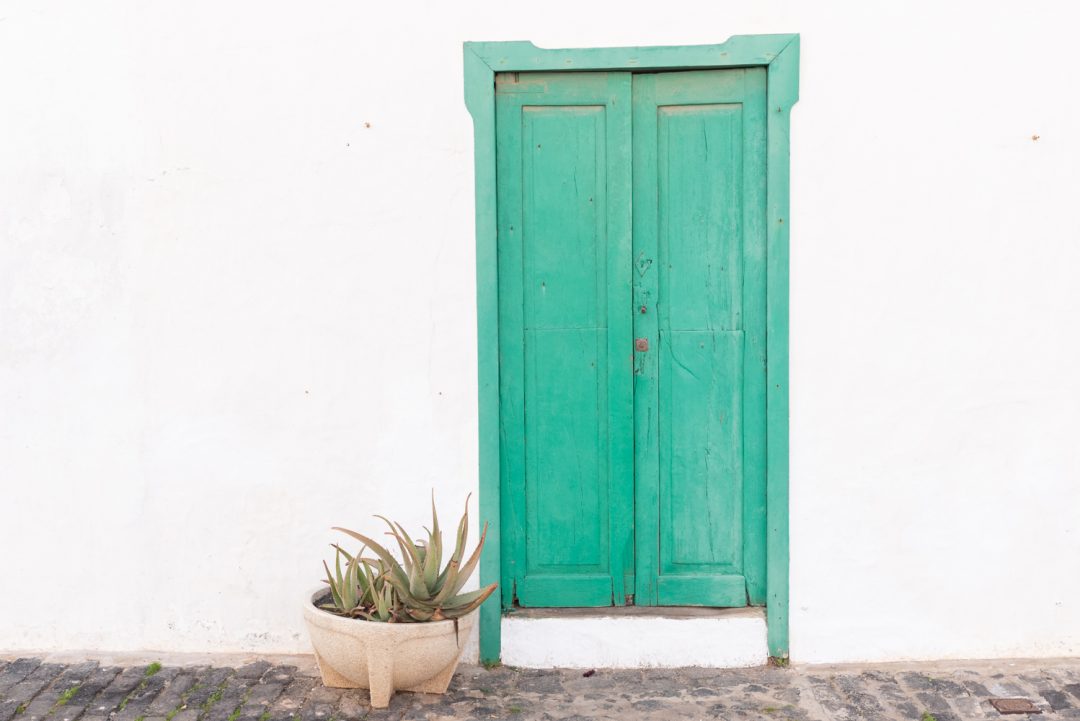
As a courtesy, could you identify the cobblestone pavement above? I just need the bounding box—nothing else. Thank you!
[3,656,1080,721]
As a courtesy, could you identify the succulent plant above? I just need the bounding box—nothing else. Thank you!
[322,495,497,623]
[321,545,395,621]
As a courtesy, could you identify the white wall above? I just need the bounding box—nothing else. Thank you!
[1,0,1077,663]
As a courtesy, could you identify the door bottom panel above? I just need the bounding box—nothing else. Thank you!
[516,575,613,608]
[656,574,748,607]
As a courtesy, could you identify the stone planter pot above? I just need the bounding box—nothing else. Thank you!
[301,588,476,708]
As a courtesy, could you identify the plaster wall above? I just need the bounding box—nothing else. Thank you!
[1,0,1078,663]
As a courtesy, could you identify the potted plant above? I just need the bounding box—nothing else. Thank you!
[302,495,497,708]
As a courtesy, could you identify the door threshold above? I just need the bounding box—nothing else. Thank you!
[501,606,767,669]
[508,605,764,620]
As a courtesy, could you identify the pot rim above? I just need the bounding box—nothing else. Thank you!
[304,586,477,629]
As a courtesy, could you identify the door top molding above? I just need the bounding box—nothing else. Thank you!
[465,35,798,76]
[465,35,799,116]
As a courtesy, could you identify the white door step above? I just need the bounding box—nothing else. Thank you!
[501,606,768,669]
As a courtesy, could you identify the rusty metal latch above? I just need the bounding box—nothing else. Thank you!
[634,338,649,352]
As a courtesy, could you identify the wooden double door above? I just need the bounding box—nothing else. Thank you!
[495,68,767,608]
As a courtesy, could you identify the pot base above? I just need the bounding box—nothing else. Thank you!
[303,589,475,708]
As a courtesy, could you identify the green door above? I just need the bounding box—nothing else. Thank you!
[495,72,635,607]
[496,68,766,609]
[632,69,768,607]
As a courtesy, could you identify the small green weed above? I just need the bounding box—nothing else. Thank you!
[481,659,502,670]
[921,712,937,721]
[258,711,271,721]
[508,706,522,715]
[227,687,253,721]
[165,680,203,721]
[201,686,225,712]
[55,684,81,706]
[15,704,27,715]
[121,667,162,711]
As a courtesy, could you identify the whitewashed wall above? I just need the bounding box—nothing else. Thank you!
[1,0,1077,664]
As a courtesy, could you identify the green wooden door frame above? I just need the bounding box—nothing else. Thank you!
[464,34,800,664]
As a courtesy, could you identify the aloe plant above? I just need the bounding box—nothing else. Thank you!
[323,495,497,622]
[320,545,395,621]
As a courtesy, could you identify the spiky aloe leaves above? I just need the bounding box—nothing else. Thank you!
[321,544,397,620]
[327,494,497,622]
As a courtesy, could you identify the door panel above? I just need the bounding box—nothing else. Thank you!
[495,72,634,607]
[661,330,743,573]
[633,68,768,606]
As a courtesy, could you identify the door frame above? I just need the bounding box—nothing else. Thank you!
[464,34,800,663]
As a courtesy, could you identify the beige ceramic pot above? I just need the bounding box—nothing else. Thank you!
[302,588,476,708]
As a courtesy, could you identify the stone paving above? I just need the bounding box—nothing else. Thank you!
[3,656,1080,721]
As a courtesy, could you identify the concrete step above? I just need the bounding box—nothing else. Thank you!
[501,606,768,668]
